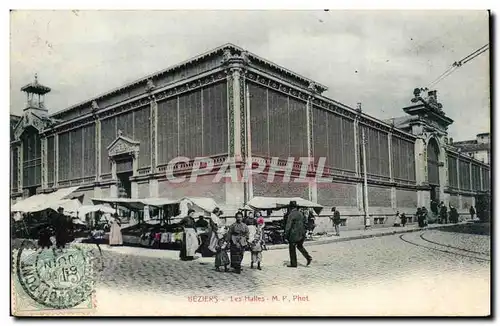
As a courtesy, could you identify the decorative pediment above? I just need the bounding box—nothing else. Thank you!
[107,134,140,158]
[13,112,47,140]
[404,88,454,133]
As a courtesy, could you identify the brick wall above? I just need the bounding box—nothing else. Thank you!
[252,174,309,199]
[368,186,391,207]
[396,189,417,208]
[138,182,149,199]
[158,175,225,203]
[317,182,357,207]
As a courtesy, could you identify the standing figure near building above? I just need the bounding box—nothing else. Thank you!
[53,207,69,250]
[394,211,401,227]
[285,201,312,268]
[415,207,424,228]
[226,212,249,274]
[330,207,341,236]
[400,213,407,227]
[109,213,123,246]
[250,218,265,270]
[469,206,476,220]
[179,209,198,261]
[439,202,448,224]
[214,230,230,272]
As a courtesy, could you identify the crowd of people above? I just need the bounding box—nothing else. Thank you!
[23,197,481,273]
[174,201,315,273]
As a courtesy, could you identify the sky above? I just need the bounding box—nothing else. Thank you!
[10,10,490,141]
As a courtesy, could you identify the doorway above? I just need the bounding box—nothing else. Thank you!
[117,171,133,198]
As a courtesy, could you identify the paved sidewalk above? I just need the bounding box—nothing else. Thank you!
[96,221,472,259]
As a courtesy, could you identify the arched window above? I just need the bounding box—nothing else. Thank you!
[427,138,440,185]
[21,126,42,189]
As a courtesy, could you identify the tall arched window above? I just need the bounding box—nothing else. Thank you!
[21,126,42,189]
[427,138,440,185]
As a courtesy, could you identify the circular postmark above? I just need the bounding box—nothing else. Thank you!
[16,243,100,309]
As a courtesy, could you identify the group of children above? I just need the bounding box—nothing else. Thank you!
[214,215,266,272]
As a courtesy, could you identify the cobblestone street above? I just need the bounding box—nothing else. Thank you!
[92,223,490,316]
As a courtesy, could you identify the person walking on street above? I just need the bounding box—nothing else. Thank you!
[330,207,341,236]
[250,218,266,270]
[285,201,312,268]
[469,206,476,220]
[226,212,249,274]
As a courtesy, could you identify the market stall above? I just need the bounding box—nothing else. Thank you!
[87,196,223,253]
[246,196,324,244]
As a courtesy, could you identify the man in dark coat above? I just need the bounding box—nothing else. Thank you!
[53,207,69,249]
[330,207,341,236]
[469,206,476,220]
[285,201,312,268]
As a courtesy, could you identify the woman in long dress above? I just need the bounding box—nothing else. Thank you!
[226,212,249,274]
[109,213,123,246]
[179,209,198,261]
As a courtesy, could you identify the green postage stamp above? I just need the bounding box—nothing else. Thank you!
[12,242,101,316]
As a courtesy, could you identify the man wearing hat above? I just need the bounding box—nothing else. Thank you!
[284,201,312,268]
[330,207,341,236]
[53,207,69,249]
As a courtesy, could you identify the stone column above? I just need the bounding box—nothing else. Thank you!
[229,66,243,160]
[41,136,48,189]
[353,115,360,177]
[225,65,245,209]
[95,119,101,181]
[414,138,425,207]
[388,131,397,209]
[18,143,23,191]
[110,184,118,198]
[150,95,158,173]
[131,182,139,199]
[469,161,473,192]
[54,134,59,187]
[149,179,159,198]
[133,150,139,177]
[94,186,102,199]
[245,83,254,201]
[306,95,316,202]
[457,155,462,209]
[356,183,364,210]
[479,167,484,191]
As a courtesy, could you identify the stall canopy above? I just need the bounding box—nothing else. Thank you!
[77,204,116,216]
[91,197,217,212]
[247,196,323,215]
[90,198,146,211]
[49,199,82,214]
[182,197,218,214]
[11,186,80,213]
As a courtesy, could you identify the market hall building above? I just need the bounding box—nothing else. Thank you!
[10,43,490,229]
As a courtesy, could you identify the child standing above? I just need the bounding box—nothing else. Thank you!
[250,218,266,270]
[215,234,230,272]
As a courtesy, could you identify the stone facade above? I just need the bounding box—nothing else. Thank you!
[10,44,490,229]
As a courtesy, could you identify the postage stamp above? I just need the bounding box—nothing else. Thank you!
[11,242,101,316]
